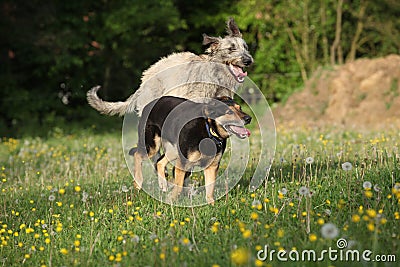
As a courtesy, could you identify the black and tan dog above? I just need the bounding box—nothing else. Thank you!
[130,96,251,204]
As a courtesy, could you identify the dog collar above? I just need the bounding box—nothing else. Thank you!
[205,120,223,149]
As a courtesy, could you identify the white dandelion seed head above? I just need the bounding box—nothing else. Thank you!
[362,181,372,190]
[131,235,140,243]
[325,209,332,216]
[48,195,56,202]
[373,184,381,192]
[305,157,314,164]
[121,185,129,193]
[394,183,400,191]
[321,223,339,239]
[279,188,288,195]
[149,233,157,240]
[341,162,353,171]
[298,186,309,196]
[251,199,261,208]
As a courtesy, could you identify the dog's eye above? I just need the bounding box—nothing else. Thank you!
[229,44,236,51]
[226,110,234,115]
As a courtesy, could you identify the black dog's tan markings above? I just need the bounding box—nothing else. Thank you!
[130,96,251,205]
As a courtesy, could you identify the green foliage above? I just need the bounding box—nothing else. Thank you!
[1,0,399,137]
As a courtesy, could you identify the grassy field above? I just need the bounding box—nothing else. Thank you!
[0,125,399,267]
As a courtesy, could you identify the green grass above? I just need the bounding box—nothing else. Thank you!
[0,126,399,267]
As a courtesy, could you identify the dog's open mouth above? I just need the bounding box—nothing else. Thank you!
[228,64,247,83]
[225,124,251,139]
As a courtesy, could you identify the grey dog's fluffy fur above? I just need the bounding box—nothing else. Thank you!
[87,18,253,116]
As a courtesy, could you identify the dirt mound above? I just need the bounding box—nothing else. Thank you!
[274,54,400,129]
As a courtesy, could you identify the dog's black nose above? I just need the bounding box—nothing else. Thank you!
[244,115,252,124]
[242,55,253,66]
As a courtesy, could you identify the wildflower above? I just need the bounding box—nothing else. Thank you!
[279,188,288,195]
[373,184,381,192]
[317,218,325,225]
[351,214,360,223]
[82,192,89,202]
[48,195,55,202]
[242,229,251,239]
[298,186,309,196]
[341,162,352,171]
[366,209,377,218]
[250,212,259,220]
[231,248,249,266]
[321,223,339,239]
[181,237,191,246]
[364,190,373,198]
[305,157,314,164]
[362,181,372,190]
[159,252,165,260]
[277,229,284,238]
[131,235,139,243]
[74,185,81,192]
[121,185,129,193]
[58,188,65,195]
[60,248,68,255]
[309,233,317,242]
[251,199,262,210]
[367,223,375,232]
[173,246,179,253]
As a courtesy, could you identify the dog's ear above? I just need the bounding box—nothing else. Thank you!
[202,34,220,51]
[226,18,242,37]
[202,105,214,118]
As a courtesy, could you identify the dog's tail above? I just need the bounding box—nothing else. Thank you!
[87,86,138,116]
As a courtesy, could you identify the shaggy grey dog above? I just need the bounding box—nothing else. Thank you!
[87,18,253,116]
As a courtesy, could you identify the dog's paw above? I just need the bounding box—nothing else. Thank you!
[133,181,142,191]
[207,196,215,206]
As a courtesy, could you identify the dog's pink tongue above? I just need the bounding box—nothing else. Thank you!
[233,65,247,77]
[231,125,251,137]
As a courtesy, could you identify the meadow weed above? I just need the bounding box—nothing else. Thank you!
[0,127,399,266]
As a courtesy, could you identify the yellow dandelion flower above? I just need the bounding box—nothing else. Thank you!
[211,225,219,233]
[367,223,375,232]
[127,201,133,206]
[45,238,51,244]
[173,246,179,253]
[59,188,65,195]
[277,228,284,238]
[24,254,30,259]
[60,248,68,255]
[394,212,399,220]
[351,214,360,223]
[366,209,377,218]
[364,190,373,198]
[74,186,81,192]
[159,253,165,260]
[255,259,263,267]
[74,240,80,247]
[231,248,249,266]
[309,233,317,242]
[242,229,251,239]
[250,212,259,220]
[317,218,325,225]
[380,218,387,225]
[231,209,236,214]
[108,255,115,261]
[181,238,190,246]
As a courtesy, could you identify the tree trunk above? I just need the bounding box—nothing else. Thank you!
[331,0,344,65]
[346,0,367,62]
[286,26,308,82]
[320,0,329,65]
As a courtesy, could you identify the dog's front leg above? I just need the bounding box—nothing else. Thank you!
[167,160,186,203]
[204,163,219,205]
[133,152,145,190]
[156,155,169,192]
